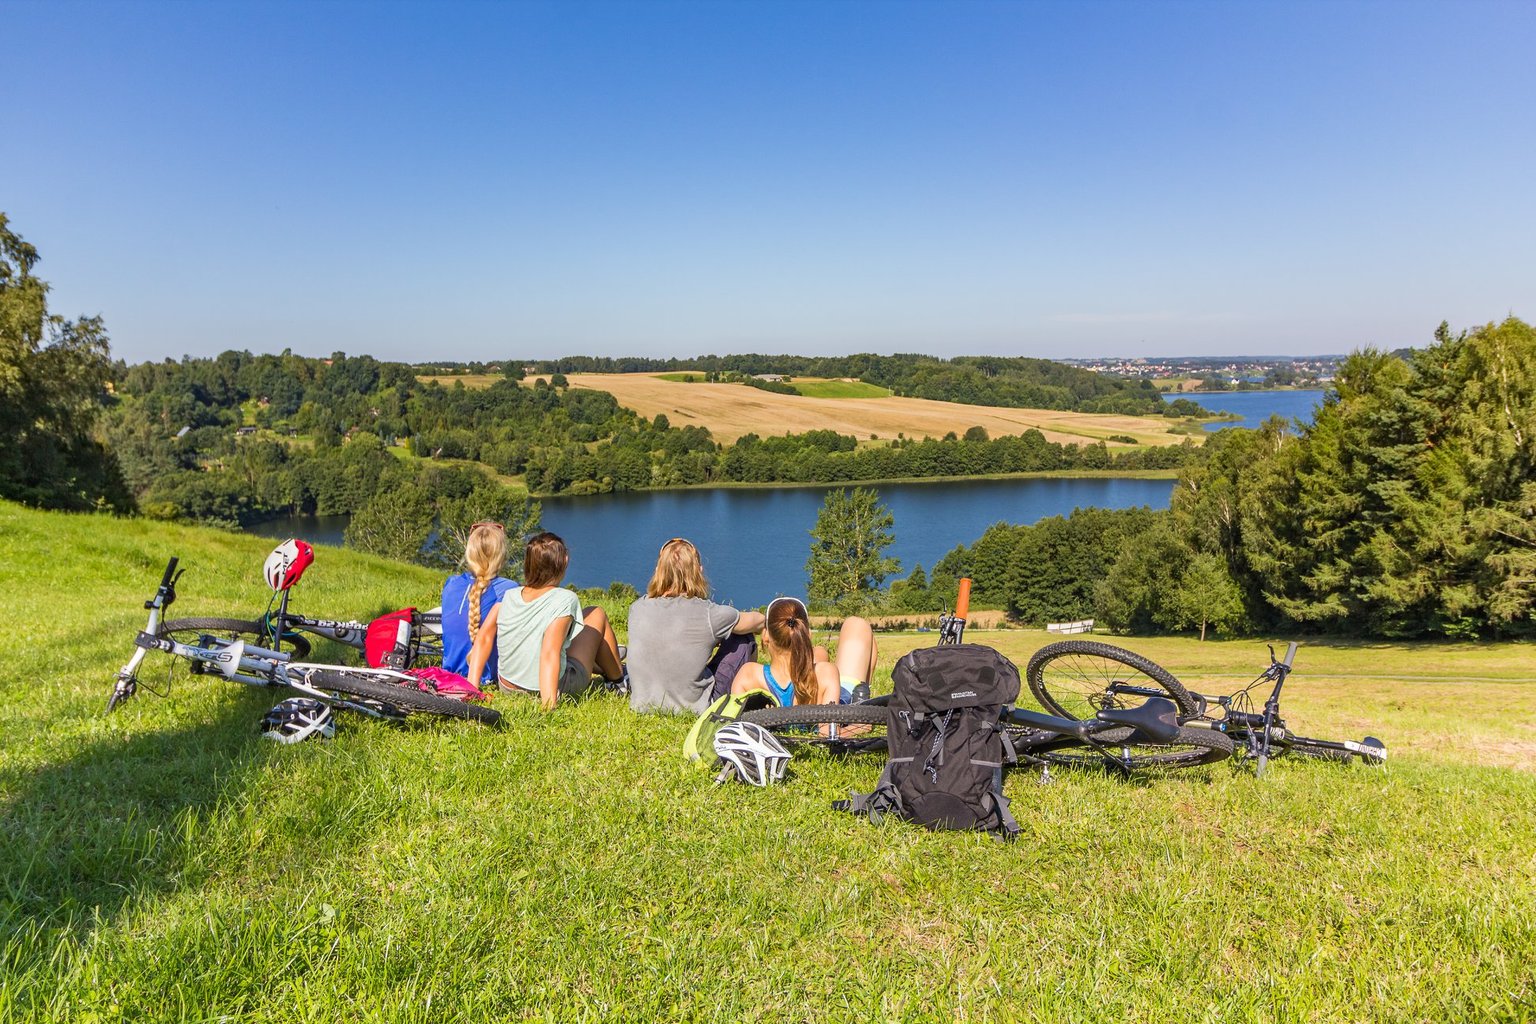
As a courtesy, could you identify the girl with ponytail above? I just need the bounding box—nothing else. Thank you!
[441,522,518,686]
[731,597,878,707]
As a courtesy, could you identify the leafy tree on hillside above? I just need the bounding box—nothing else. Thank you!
[1168,552,1245,640]
[429,488,543,571]
[345,479,436,562]
[0,214,130,510]
[806,488,900,612]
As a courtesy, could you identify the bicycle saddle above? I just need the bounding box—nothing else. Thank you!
[1095,697,1181,743]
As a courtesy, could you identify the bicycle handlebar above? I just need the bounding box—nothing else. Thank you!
[159,557,179,590]
[1282,642,1297,669]
[954,578,971,621]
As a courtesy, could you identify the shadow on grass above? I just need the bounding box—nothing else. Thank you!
[0,688,273,955]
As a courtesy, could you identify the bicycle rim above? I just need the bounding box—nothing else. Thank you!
[1026,640,1199,719]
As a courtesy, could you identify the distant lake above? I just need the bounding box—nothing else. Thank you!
[248,476,1176,608]
[1165,389,1326,430]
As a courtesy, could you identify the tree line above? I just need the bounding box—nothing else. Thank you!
[436,351,1210,417]
[924,319,1536,640]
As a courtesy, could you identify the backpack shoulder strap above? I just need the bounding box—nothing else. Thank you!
[833,761,903,823]
[984,767,1021,841]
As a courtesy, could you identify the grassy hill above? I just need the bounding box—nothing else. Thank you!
[2,501,1533,1021]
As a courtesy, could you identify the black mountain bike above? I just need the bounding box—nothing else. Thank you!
[740,580,1234,773]
[1025,640,1386,775]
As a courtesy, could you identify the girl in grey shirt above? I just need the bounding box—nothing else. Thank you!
[626,538,764,714]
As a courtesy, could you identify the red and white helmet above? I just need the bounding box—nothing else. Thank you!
[263,538,314,592]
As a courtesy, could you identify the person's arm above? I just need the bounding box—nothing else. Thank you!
[732,609,765,635]
[466,603,500,687]
[731,662,766,696]
[538,615,573,710]
[814,662,842,705]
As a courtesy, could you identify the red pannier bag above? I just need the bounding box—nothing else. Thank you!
[364,608,416,669]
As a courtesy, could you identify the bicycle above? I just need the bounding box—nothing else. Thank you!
[158,539,444,667]
[109,557,500,727]
[1024,639,1386,775]
[739,579,1234,774]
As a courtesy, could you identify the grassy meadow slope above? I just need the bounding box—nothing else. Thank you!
[420,372,1195,446]
[2,501,1533,1022]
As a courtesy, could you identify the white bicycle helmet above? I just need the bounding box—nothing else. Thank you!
[713,721,791,786]
[260,697,336,743]
[264,538,314,592]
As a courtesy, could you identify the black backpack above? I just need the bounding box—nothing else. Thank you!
[835,644,1021,839]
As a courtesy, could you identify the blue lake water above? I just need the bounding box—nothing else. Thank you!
[251,477,1176,608]
[1164,389,1326,430]
[249,389,1323,606]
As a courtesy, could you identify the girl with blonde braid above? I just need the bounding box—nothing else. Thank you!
[441,522,519,686]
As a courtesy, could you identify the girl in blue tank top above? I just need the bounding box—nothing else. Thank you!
[731,597,878,707]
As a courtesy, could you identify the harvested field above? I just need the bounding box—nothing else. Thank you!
[417,372,1198,445]
[570,373,1191,445]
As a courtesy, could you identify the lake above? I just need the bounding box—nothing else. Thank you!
[249,389,1324,606]
[250,477,1177,608]
[1164,388,1326,430]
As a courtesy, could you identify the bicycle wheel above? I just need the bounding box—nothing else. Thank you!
[1032,724,1233,770]
[1287,741,1353,763]
[298,667,501,726]
[1026,640,1199,720]
[739,703,889,754]
[159,617,313,661]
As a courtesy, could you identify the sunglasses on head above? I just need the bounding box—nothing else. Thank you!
[471,521,505,532]
[766,596,808,620]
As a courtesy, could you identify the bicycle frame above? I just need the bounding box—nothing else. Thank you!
[129,621,430,722]
[261,603,443,663]
[1099,642,1386,774]
[110,558,183,710]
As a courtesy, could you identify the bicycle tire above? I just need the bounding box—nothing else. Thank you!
[1032,724,1233,770]
[159,617,313,661]
[1026,640,1199,720]
[1287,741,1359,763]
[739,703,889,753]
[300,667,501,726]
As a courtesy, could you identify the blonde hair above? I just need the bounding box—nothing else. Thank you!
[765,598,817,704]
[463,524,508,639]
[647,538,709,599]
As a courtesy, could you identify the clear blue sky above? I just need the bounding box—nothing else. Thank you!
[6,0,1533,363]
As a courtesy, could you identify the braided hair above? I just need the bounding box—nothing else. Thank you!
[463,524,508,639]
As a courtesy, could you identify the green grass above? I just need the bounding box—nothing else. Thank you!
[649,374,893,399]
[2,501,1534,1022]
[788,379,892,399]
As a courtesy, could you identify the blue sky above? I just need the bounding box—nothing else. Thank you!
[6,0,1533,363]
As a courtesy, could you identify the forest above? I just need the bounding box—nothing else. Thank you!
[93,350,1203,529]
[925,319,1536,640]
[426,352,1211,416]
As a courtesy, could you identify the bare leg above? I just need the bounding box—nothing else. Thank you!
[834,616,877,686]
[567,606,624,681]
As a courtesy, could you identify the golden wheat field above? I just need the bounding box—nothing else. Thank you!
[419,373,1195,446]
